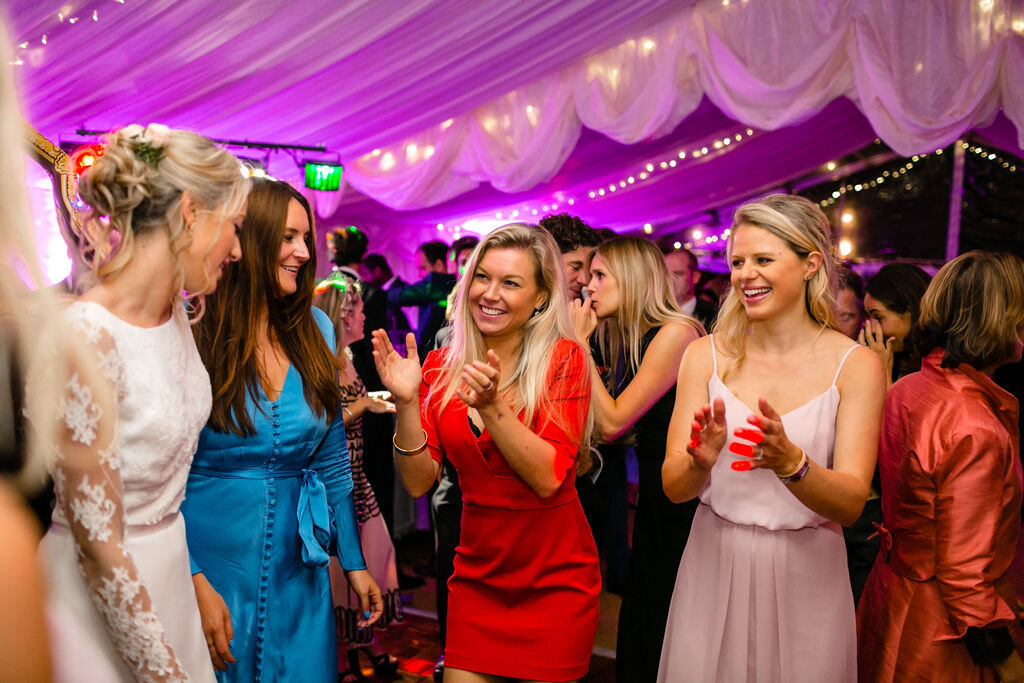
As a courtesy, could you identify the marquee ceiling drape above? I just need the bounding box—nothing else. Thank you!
[7,0,1024,281]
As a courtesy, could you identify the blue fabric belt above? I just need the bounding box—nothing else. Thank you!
[189,466,335,567]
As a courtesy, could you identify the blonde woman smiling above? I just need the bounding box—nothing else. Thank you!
[659,195,885,682]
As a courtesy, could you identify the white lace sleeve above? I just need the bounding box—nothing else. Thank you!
[52,318,189,682]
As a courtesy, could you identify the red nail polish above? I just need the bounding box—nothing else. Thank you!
[734,427,764,444]
[688,439,700,449]
[731,460,752,471]
[728,442,754,458]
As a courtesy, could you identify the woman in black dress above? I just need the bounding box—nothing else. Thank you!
[571,236,703,683]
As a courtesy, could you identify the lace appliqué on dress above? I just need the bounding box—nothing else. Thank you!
[69,476,117,543]
[58,373,103,445]
[51,310,188,682]
[90,567,183,681]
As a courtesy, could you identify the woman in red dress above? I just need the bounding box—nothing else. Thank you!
[857,251,1024,682]
[371,223,600,682]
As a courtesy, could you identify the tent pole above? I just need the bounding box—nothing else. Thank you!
[946,142,965,261]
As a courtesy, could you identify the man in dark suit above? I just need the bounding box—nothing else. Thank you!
[385,240,456,363]
[663,245,717,331]
[354,253,410,543]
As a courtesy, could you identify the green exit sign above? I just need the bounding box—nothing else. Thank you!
[304,162,344,191]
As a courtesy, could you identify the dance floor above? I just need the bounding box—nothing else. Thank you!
[366,532,621,682]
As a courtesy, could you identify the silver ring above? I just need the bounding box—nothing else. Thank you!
[754,445,764,461]
[483,380,493,391]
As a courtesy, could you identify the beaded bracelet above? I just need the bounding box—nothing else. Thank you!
[393,429,429,456]
[777,448,810,484]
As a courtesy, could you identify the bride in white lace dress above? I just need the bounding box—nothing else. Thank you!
[36,125,249,682]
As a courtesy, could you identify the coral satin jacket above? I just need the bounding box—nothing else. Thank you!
[857,349,1022,681]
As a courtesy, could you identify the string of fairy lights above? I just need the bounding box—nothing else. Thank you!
[659,137,1022,259]
[10,1,127,66]
[817,140,1017,211]
[433,127,759,236]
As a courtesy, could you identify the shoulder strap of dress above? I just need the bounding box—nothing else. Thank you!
[709,334,719,375]
[832,344,859,386]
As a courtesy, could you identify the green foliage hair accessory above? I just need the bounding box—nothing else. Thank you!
[121,123,170,167]
[133,142,164,166]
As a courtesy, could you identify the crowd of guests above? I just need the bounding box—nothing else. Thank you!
[2,113,1024,683]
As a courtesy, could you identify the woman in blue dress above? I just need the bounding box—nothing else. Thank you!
[182,178,383,681]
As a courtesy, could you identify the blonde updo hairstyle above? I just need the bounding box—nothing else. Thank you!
[76,125,249,310]
[715,194,837,378]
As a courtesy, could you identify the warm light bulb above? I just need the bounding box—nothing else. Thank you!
[826,161,836,171]
[842,211,854,224]
[839,239,853,257]
[643,223,653,234]
[692,229,703,239]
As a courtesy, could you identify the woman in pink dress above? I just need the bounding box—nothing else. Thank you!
[857,251,1024,682]
[659,194,886,682]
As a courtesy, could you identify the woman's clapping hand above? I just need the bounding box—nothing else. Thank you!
[370,330,421,404]
[686,398,728,471]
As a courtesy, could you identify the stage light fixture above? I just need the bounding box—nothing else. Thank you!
[69,143,105,176]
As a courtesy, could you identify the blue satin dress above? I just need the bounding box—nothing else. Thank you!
[182,308,365,682]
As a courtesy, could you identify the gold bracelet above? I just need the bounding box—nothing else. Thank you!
[776,448,810,483]
[393,429,429,456]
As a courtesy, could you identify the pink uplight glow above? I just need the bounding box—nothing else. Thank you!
[25,157,72,286]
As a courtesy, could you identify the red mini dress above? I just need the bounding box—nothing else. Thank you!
[419,338,600,681]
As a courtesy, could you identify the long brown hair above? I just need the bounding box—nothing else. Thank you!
[194,178,340,435]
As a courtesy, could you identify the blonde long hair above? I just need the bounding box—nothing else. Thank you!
[432,223,594,464]
[591,237,704,388]
[0,24,64,492]
[714,194,837,379]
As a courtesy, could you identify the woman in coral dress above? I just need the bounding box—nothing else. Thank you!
[857,251,1024,682]
[373,223,600,682]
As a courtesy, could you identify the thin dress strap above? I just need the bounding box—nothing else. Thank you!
[709,334,719,376]
[832,344,859,386]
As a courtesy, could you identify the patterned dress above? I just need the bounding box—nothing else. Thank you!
[329,372,402,644]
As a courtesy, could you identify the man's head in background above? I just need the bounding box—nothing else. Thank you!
[538,214,601,298]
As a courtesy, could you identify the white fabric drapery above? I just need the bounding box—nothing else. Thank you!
[345,0,1024,210]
